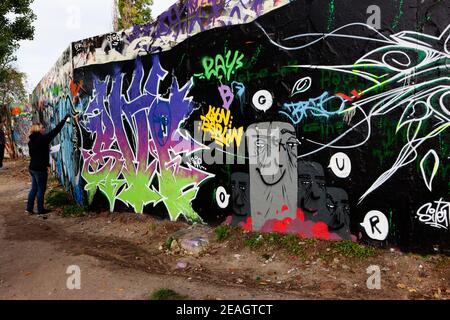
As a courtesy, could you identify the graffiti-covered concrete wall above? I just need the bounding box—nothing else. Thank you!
[32,0,449,252]
[10,103,33,157]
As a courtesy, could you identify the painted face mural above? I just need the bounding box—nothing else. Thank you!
[230,172,251,225]
[326,187,352,240]
[298,161,329,223]
[247,122,298,231]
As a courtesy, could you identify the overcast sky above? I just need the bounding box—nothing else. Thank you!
[15,0,178,93]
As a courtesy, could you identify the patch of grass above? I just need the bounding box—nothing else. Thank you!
[266,233,283,243]
[244,234,263,249]
[46,190,71,208]
[331,241,378,258]
[281,234,304,256]
[150,288,187,300]
[303,238,318,247]
[242,232,308,259]
[46,185,86,218]
[62,203,86,217]
[251,233,307,257]
[215,224,231,242]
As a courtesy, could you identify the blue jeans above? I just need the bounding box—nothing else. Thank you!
[27,170,48,213]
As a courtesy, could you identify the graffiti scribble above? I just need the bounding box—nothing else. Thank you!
[194,48,245,82]
[417,199,449,230]
[281,92,347,125]
[200,106,244,147]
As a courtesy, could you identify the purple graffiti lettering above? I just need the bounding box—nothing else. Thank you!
[218,85,234,110]
[81,55,212,220]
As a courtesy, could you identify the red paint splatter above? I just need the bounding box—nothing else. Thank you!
[336,93,353,101]
[351,89,360,97]
[243,217,252,232]
[336,89,363,102]
[273,218,293,233]
[296,208,305,222]
[70,79,84,97]
[312,222,330,240]
[281,205,289,212]
[11,107,21,116]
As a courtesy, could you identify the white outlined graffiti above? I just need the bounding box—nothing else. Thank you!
[256,22,450,203]
[420,149,440,192]
[328,153,352,179]
[252,90,274,112]
[360,210,389,241]
[291,77,312,97]
[416,198,449,230]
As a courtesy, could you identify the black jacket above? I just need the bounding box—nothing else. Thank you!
[28,119,66,172]
[0,129,5,145]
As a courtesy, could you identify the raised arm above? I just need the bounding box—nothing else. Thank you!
[43,114,70,143]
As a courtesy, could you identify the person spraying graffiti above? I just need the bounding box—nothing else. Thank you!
[26,114,71,218]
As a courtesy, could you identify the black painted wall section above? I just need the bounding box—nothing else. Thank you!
[52,0,449,252]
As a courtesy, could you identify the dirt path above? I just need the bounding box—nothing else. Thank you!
[0,160,448,300]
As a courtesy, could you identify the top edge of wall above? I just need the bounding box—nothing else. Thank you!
[32,0,291,97]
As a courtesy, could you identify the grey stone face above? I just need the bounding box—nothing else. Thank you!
[326,187,352,240]
[247,122,298,231]
[297,161,329,223]
[230,172,250,225]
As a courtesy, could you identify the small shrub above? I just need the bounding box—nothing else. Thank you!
[46,190,70,208]
[150,288,187,300]
[46,185,86,218]
[215,224,231,241]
